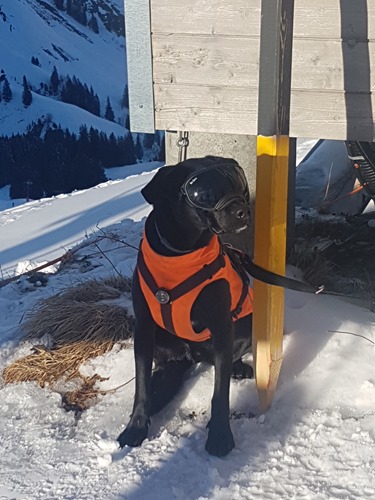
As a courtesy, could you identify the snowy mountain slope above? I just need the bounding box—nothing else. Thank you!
[0,0,127,136]
[0,161,374,499]
[1,86,128,137]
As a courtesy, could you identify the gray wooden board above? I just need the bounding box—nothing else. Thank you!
[150,0,375,39]
[292,39,375,93]
[124,0,155,133]
[150,0,262,36]
[294,0,375,40]
[152,34,260,87]
[155,85,375,141]
[154,84,258,134]
[152,35,375,93]
[290,91,375,141]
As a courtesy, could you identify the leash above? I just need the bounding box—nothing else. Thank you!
[224,243,375,309]
[223,243,326,295]
[242,253,324,294]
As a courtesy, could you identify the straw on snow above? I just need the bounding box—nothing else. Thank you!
[2,277,134,408]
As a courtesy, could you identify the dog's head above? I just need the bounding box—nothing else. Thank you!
[142,156,251,235]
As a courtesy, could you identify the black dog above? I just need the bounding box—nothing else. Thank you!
[118,156,254,457]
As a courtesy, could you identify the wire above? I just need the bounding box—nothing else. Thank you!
[328,330,375,346]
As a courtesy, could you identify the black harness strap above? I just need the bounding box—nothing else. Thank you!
[137,250,175,333]
[168,252,226,302]
[223,245,251,318]
[137,249,227,335]
[231,269,250,318]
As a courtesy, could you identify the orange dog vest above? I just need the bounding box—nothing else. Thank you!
[137,233,253,342]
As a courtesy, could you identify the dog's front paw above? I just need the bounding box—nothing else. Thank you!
[205,422,235,457]
[118,417,150,448]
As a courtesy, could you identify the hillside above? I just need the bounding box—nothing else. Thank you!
[0,0,126,135]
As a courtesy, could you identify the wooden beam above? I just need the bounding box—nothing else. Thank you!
[124,0,155,133]
[253,136,289,410]
[253,0,294,411]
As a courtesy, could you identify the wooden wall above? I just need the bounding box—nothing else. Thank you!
[127,0,375,141]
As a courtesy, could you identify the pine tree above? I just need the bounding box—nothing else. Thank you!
[2,77,12,103]
[88,14,99,34]
[66,0,87,26]
[143,133,155,149]
[22,76,32,107]
[54,0,64,9]
[81,8,87,26]
[122,133,136,165]
[125,113,130,130]
[89,127,100,158]
[93,92,100,116]
[158,134,166,161]
[135,135,143,160]
[121,85,129,108]
[50,66,59,95]
[78,125,90,156]
[31,56,40,67]
[104,97,115,122]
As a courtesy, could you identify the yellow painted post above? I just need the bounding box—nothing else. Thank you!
[254,0,294,411]
[253,135,289,411]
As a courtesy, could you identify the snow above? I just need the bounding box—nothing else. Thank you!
[0,162,163,278]
[0,146,375,499]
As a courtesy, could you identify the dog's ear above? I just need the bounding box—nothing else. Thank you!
[141,166,172,205]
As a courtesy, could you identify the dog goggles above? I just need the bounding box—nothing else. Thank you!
[181,163,249,211]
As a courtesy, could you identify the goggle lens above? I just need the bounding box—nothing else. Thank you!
[182,164,248,210]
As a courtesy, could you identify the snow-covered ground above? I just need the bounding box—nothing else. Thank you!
[0,149,374,499]
[0,162,163,278]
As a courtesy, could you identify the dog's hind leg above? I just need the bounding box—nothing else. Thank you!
[232,315,253,379]
[150,359,193,415]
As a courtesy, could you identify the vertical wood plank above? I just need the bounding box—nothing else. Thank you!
[124,0,155,133]
[253,136,289,411]
[254,0,294,411]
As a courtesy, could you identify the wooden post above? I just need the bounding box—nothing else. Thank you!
[124,0,155,133]
[253,0,295,411]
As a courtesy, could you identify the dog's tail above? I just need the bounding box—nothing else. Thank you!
[150,359,192,415]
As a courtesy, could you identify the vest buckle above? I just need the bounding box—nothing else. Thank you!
[155,289,171,304]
